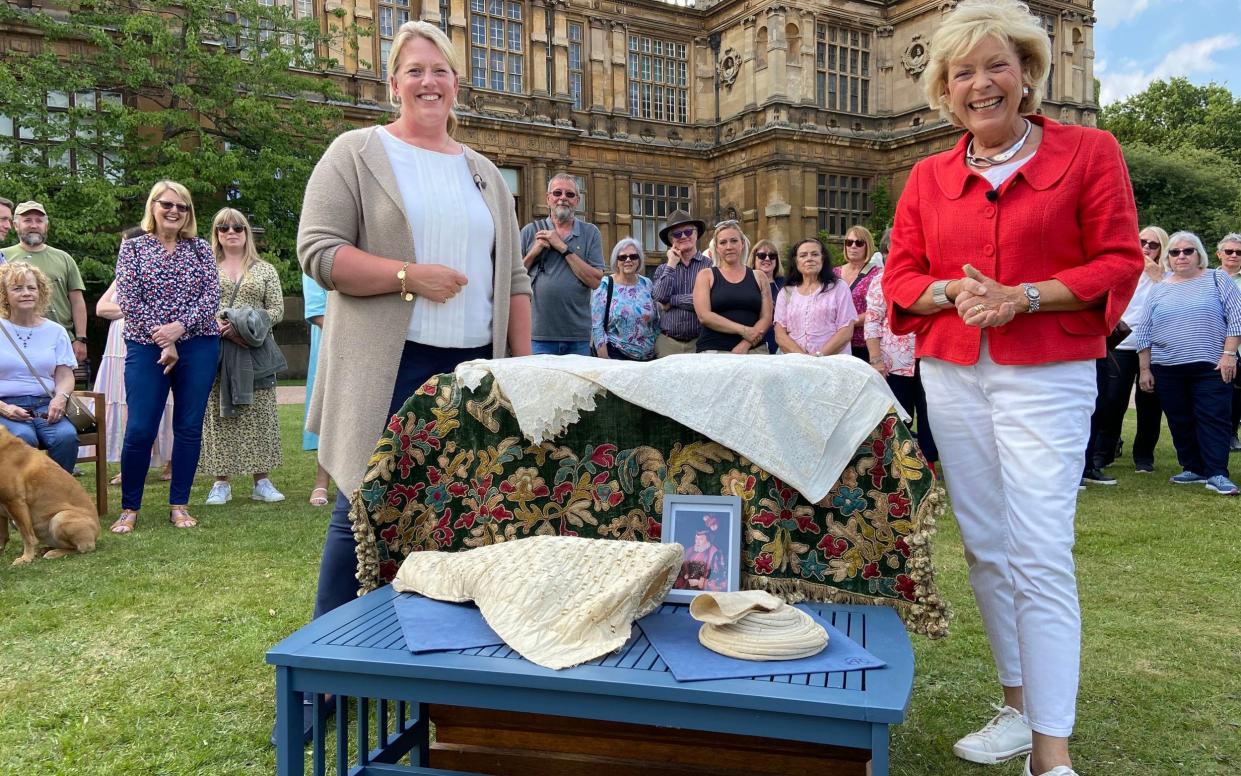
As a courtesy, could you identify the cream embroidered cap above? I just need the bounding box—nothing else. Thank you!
[690,590,828,661]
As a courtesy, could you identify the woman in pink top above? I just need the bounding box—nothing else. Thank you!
[773,238,857,356]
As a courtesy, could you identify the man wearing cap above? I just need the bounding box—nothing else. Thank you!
[651,210,711,357]
[520,173,604,356]
[0,197,13,249]
[2,201,89,364]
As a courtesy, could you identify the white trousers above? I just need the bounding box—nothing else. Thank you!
[921,350,1094,737]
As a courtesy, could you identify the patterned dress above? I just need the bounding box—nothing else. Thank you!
[199,261,284,477]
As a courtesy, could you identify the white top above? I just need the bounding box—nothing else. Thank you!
[378,127,495,348]
[979,154,1033,188]
[1116,270,1163,351]
[0,318,76,397]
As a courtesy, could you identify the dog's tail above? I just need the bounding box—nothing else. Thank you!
[48,510,100,554]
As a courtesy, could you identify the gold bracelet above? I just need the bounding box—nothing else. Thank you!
[396,262,413,302]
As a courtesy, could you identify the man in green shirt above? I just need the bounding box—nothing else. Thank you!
[2,201,88,364]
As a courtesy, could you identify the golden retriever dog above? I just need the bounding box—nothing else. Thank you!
[0,425,100,565]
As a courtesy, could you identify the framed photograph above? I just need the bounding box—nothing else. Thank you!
[661,494,743,604]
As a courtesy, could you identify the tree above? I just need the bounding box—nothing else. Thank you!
[0,0,356,291]
[865,182,894,237]
[1100,77,1241,167]
[1121,142,1241,244]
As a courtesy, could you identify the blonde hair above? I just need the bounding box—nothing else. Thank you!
[209,208,261,271]
[845,224,876,260]
[712,220,751,267]
[748,239,783,279]
[1140,225,1169,269]
[140,180,198,240]
[387,21,461,135]
[923,0,1051,126]
[0,262,53,319]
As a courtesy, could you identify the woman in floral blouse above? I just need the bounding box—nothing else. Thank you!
[112,180,221,533]
[864,266,937,468]
[835,225,879,360]
[592,237,658,361]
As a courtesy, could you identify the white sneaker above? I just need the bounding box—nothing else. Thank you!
[205,481,232,505]
[952,705,1033,764]
[1024,756,1079,776]
[251,478,286,503]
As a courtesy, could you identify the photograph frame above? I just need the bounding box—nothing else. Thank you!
[661,494,743,605]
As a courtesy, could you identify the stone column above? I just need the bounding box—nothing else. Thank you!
[531,0,550,96]
[741,14,757,111]
[766,5,788,101]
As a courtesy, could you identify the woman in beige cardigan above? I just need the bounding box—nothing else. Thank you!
[297,20,532,628]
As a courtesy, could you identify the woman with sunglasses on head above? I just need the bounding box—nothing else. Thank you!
[882,3,1143,772]
[748,239,784,353]
[592,237,658,361]
[113,180,221,533]
[835,225,878,360]
[199,208,287,507]
[773,238,856,357]
[1135,231,1241,495]
[693,221,771,354]
[1091,226,1168,474]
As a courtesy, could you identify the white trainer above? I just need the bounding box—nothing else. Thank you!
[252,478,286,503]
[1024,756,1079,776]
[952,705,1033,764]
[205,481,232,505]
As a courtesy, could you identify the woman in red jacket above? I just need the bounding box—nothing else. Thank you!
[882,3,1143,775]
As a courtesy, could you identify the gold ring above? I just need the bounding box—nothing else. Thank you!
[972,304,986,314]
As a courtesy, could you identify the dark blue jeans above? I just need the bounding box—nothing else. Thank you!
[531,340,591,356]
[121,335,219,509]
[1152,361,1232,478]
[0,394,79,472]
[887,362,938,464]
[313,340,492,619]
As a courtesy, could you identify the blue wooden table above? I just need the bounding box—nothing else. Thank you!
[266,585,914,776]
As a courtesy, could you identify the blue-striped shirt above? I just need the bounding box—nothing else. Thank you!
[1133,269,1241,365]
[651,252,711,341]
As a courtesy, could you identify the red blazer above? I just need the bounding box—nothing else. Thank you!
[883,116,1143,366]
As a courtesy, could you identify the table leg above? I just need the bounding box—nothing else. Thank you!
[275,668,304,776]
[868,724,889,776]
[410,702,430,767]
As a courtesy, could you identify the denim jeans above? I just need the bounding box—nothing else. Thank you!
[531,339,591,356]
[0,394,79,473]
[121,335,220,509]
[1152,360,1233,478]
[313,340,492,619]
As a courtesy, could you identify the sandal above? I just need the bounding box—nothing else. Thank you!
[109,472,122,487]
[111,510,138,534]
[309,487,330,507]
[169,505,198,529]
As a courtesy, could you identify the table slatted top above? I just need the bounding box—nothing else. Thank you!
[268,586,914,724]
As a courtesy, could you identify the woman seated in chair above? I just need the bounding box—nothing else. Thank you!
[0,262,79,472]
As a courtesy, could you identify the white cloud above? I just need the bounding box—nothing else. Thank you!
[1093,0,1155,27]
[1098,33,1239,104]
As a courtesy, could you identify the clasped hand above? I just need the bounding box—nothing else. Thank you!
[406,263,468,304]
[533,229,567,254]
[954,264,1018,329]
[151,321,186,348]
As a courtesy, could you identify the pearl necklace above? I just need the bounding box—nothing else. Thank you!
[965,119,1032,168]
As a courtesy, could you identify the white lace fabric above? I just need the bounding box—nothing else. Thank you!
[455,353,906,504]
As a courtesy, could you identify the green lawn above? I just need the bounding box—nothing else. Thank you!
[0,406,1236,775]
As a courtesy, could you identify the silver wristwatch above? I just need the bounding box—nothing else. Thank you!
[930,280,954,309]
[1021,283,1041,313]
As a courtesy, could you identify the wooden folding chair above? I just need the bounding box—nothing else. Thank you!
[73,390,107,517]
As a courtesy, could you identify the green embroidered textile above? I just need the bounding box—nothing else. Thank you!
[351,373,950,637]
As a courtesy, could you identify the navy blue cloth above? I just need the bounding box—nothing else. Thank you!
[0,394,78,472]
[313,340,492,620]
[886,363,937,464]
[1151,361,1232,478]
[121,335,219,508]
[393,594,504,653]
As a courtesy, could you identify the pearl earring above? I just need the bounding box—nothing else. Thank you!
[1022,86,1030,96]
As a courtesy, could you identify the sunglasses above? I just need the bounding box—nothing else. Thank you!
[669,228,696,240]
[1222,249,1241,257]
[1167,247,1197,258]
[216,224,246,234]
[549,189,578,199]
[156,200,189,213]
[754,252,778,261]
[617,253,641,262]
[1139,239,1161,250]
[843,239,867,248]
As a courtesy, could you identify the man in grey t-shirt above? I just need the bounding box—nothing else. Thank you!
[520,173,604,355]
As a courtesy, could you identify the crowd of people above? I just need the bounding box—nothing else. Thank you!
[2,5,1239,772]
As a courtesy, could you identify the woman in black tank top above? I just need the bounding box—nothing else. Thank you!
[692,221,773,353]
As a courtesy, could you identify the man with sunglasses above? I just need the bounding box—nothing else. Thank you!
[651,210,711,357]
[1217,233,1241,450]
[520,173,604,356]
[2,201,89,365]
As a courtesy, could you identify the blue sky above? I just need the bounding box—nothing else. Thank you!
[1093,0,1241,104]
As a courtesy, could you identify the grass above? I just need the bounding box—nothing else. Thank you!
[0,406,1237,775]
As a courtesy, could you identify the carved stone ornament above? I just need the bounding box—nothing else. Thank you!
[718,47,741,89]
[875,25,895,38]
[902,35,929,76]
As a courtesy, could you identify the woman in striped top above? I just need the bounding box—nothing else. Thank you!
[1136,231,1241,494]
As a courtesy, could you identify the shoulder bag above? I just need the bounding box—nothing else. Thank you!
[0,320,96,433]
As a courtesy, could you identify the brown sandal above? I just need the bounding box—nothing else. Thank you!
[169,505,198,529]
[110,509,138,534]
